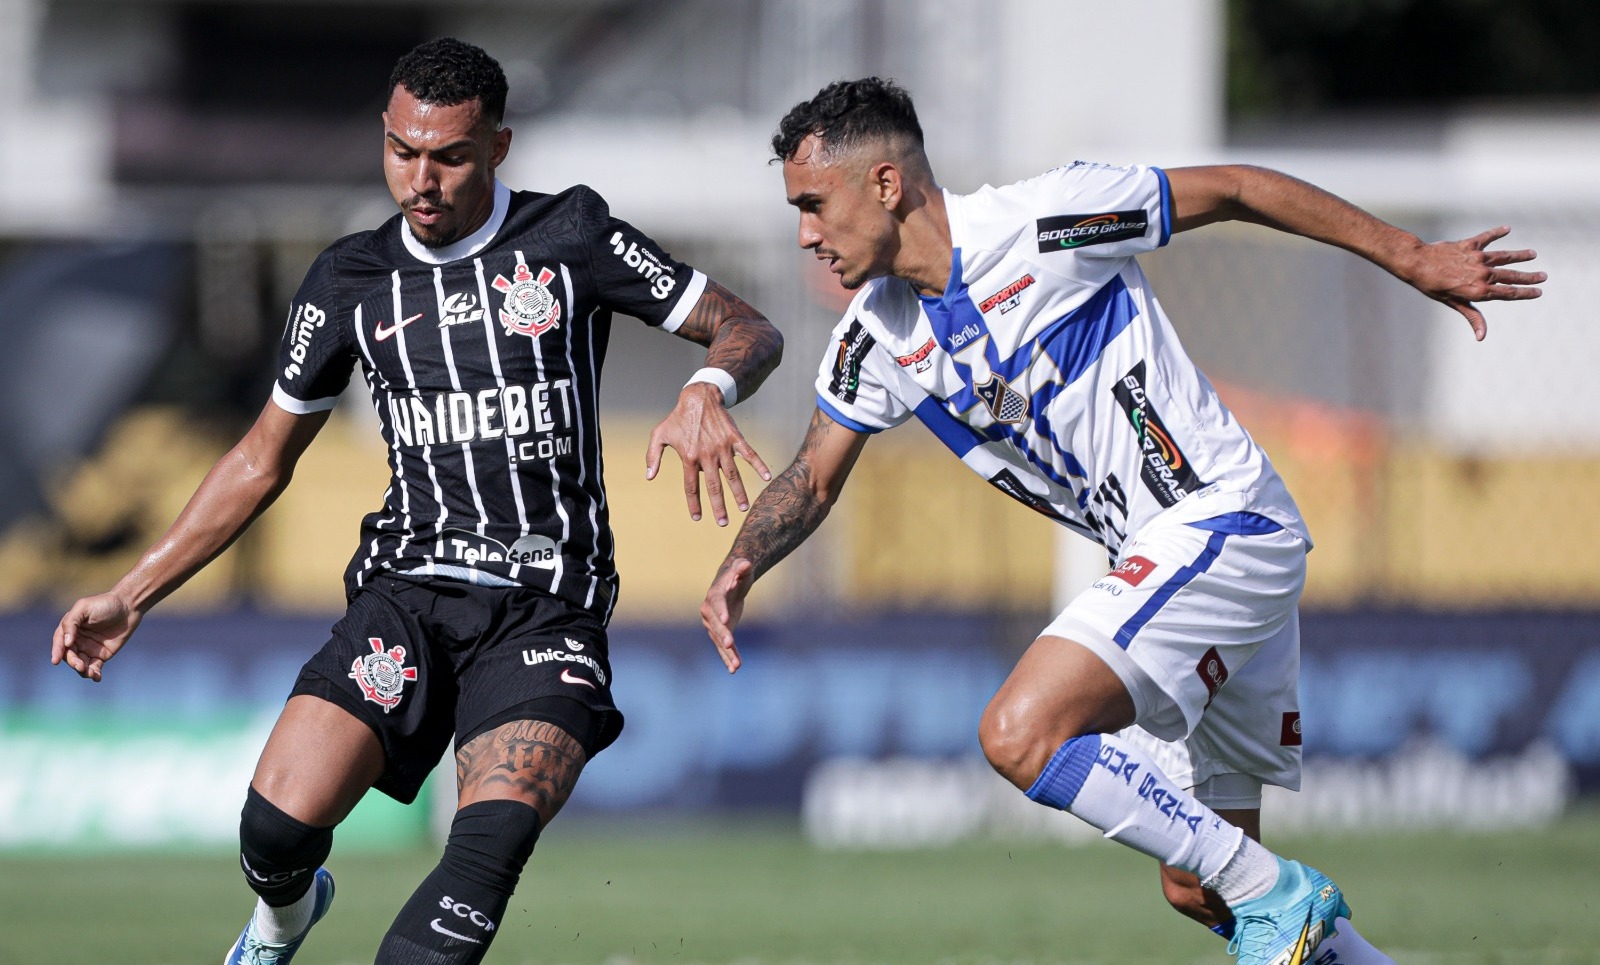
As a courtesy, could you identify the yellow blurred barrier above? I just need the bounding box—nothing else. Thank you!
[9,405,1600,615]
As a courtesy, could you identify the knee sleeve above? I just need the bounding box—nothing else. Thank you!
[376,800,542,964]
[238,786,334,907]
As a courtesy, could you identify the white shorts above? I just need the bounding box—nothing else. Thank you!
[1043,512,1305,796]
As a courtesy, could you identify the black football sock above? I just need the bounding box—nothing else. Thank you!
[375,799,542,964]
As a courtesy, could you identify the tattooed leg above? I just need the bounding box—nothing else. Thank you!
[456,718,589,824]
[375,720,587,962]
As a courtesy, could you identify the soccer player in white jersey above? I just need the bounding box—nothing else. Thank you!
[701,78,1544,965]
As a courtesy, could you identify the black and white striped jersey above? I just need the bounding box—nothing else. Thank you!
[272,180,707,620]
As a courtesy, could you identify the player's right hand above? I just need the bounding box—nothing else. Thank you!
[701,557,755,674]
[52,592,142,682]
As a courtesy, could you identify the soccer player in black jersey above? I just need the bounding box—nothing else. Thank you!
[51,38,783,965]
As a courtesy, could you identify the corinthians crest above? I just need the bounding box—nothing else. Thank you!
[974,373,1030,424]
[491,261,562,338]
[348,637,418,713]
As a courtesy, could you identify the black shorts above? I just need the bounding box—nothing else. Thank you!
[291,572,624,804]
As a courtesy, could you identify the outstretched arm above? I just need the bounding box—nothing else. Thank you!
[647,279,785,525]
[1165,164,1546,340]
[701,406,869,673]
[51,401,329,680]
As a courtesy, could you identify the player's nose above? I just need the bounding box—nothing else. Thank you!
[797,217,822,250]
[411,157,440,194]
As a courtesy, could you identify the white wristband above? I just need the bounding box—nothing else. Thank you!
[685,366,738,407]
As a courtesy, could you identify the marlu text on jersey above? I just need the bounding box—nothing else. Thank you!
[385,379,575,457]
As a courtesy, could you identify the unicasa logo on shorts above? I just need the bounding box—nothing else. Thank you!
[521,646,608,685]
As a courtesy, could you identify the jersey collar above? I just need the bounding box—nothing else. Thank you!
[912,189,963,305]
[399,179,511,265]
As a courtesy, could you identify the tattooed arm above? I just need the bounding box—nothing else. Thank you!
[701,407,869,673]
[668,279,785,402]
[646,279,786,526]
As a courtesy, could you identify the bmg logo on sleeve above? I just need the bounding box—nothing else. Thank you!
[282,301,327,381]
[609,231,677,300]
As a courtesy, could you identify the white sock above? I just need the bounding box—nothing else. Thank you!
[1202,833,1279,906]
[1316,919,1397,965]
[1026,733,1272,895]
[253,888,315,944]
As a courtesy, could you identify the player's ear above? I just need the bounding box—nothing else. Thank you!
[872,161,902,210]
[490,126,513,169]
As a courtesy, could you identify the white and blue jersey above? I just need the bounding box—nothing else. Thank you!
[814,161,1308,558]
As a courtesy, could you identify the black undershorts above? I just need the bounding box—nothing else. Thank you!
[290,572,624,804]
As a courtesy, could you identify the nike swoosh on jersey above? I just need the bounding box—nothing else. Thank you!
[374,313,424,341]
[560,668,597,689]
[429,919,484,944]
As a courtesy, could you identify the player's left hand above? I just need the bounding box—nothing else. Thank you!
[701,557,756,673]
[1400,226,1545,340]
[646,383,771,526]
[52,591,142,682]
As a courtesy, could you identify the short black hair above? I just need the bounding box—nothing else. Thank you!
[771,77,923,163]
[388,37,509,127]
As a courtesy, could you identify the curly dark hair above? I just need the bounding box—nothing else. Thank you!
[771,77,923,163]
[388,38,509,126]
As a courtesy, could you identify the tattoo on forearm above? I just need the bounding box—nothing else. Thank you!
[729,409,835,579]
[675,280,783,399]
[456,719,587,822]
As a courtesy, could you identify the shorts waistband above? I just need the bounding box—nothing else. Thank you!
[396,562,522,588]
[1186,511,1284,536]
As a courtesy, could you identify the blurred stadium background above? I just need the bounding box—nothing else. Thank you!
[3,0,1599,961]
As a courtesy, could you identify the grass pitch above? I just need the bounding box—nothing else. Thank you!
[3,811,1598,964]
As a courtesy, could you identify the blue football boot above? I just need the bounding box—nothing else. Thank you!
[224,867,335,964]
[1227,858,1350,965]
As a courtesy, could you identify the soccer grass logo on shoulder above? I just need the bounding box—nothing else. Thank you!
[349,637,418,713]
[829,319,875,403]
[1036,210,1149,252]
